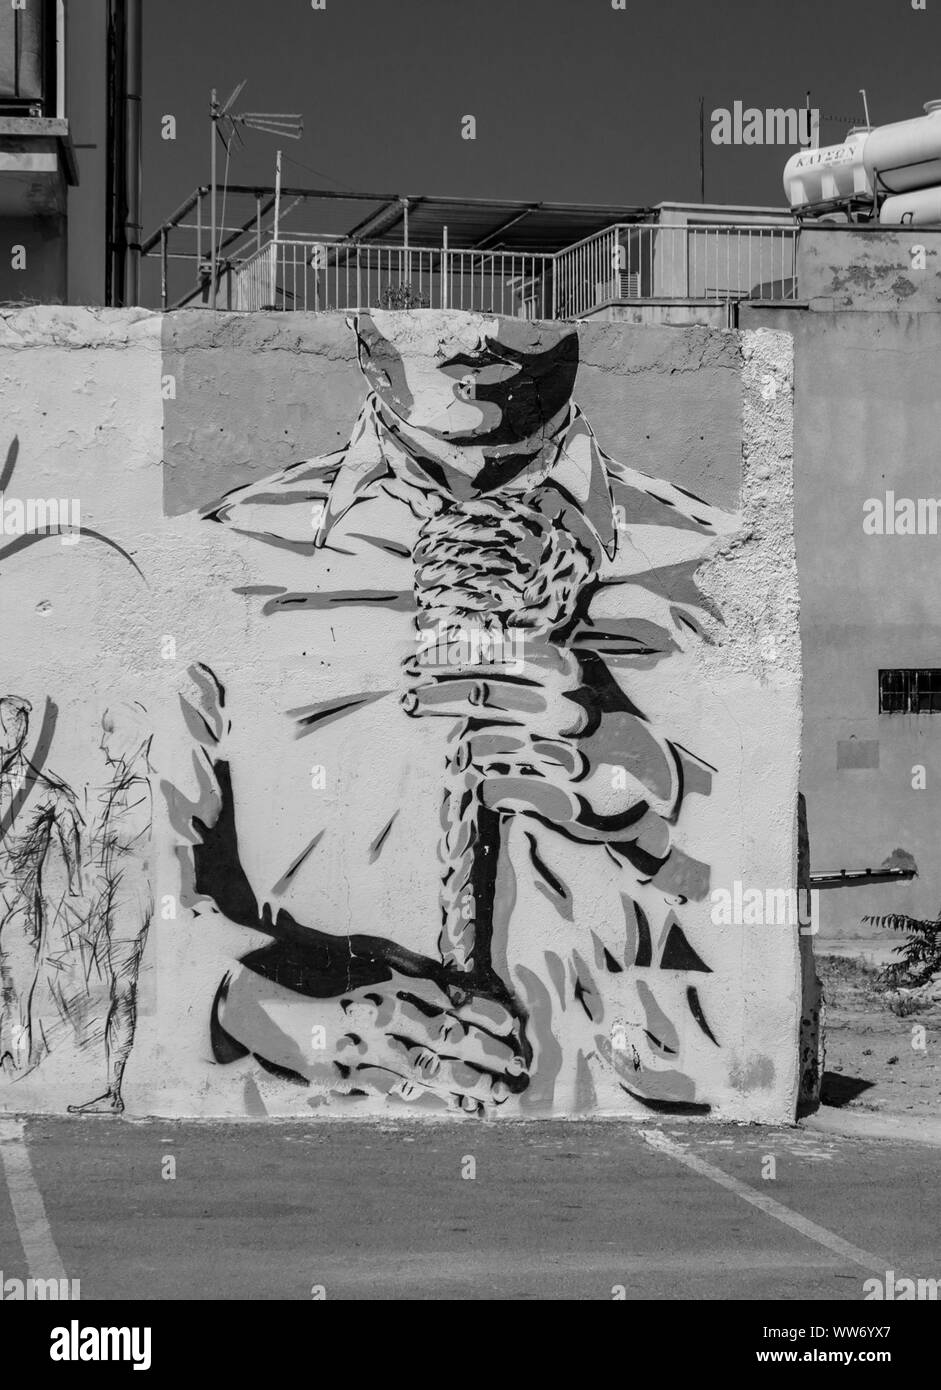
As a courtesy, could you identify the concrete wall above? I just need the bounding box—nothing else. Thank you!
[798,227,941,313]
[0,211,66,303]
[744,298,941,942]
[0,307,807,1122]
[583,302,730,329]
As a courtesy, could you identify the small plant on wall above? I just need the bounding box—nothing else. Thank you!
[379,284,428,309]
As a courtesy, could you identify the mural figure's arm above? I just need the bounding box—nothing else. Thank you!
[175,664,531,1112]
[201,402,390,549]
[29,777,85,896]
[57,795,85,897]
[402,460,737,1107]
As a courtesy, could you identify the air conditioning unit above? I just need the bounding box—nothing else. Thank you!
[594,273,641,302]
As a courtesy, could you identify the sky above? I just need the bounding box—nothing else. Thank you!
[140,0,941,302]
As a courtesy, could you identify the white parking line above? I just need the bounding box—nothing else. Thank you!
[0,1117,67,1279]
[643,1129,885,1273]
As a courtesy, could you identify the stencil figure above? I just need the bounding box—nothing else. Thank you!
[69,704,153,1115]
[0,695,84,1073]
[175,311,743,1114]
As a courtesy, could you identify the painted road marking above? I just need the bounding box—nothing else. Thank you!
[643,1129,884,1273]
[0,1117,67,1279]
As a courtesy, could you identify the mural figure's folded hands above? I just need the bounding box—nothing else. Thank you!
[214,967,530,1112]
[175,310,745,1116]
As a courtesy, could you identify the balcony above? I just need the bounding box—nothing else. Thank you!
[143,189,800,318]
[555,222,799,316]
[0,115,76,217]
[223,223,798,319]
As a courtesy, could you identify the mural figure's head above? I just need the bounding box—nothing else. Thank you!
[101,703,151,770]
[0,695,30,762]
[350,310,579,449]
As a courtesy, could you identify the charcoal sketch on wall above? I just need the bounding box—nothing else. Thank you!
[0,694,83,1074]
[69,704,154,1115]
[164,309,801,1118]
[0,694,153,1110]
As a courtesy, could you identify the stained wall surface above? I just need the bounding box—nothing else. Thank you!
[744,298,941,941]
[0,308,806,1122]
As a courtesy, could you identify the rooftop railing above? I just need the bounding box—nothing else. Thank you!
[553,222,800,316]
[232,238,559,316]
[153,218,801,317]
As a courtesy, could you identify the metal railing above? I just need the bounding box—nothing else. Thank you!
[554,222,800,316]
[142,181,802,315]
[224,223,799,317]
[233,238,558,316]
[233,241,277,310]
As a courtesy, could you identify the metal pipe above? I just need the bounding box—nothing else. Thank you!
[441,225,449,308]
[811,867,916,888]
[699,96,705,203]
[140,188,207,254]
[215,202,276,255]
[210,89,218,309]
[273,150,282,243]
[124,0,143,304]
[109,0,129,305]
[860,87,872,131]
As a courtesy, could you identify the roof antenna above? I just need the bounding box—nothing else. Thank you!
[209,82,303,309]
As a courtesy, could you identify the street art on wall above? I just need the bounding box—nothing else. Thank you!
[69,705,154,1115]
[0,694,83,1074]
[0,694,153,1111]
[162,310,796,1118]
[0,306,804,1121]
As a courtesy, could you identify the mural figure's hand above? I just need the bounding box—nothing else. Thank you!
[331,976,528,1113]
[218,967,529,1114]
[403,639,678,846]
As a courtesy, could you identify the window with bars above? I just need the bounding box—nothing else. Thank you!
[879,668,941,714]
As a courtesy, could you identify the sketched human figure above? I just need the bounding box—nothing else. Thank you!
[0,695,84,1074]
[69,705,153,1114]
[174,311,742,1114]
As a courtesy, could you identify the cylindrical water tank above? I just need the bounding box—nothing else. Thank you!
[783,132,871,210]
[864,101,941,195]
[880,187,941,225]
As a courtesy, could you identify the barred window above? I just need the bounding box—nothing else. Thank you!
[879,668,941,714]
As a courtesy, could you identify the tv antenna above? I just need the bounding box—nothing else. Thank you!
[209,81,303,307]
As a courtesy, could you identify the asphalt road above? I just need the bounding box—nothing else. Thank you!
[0,1116,937,1301]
